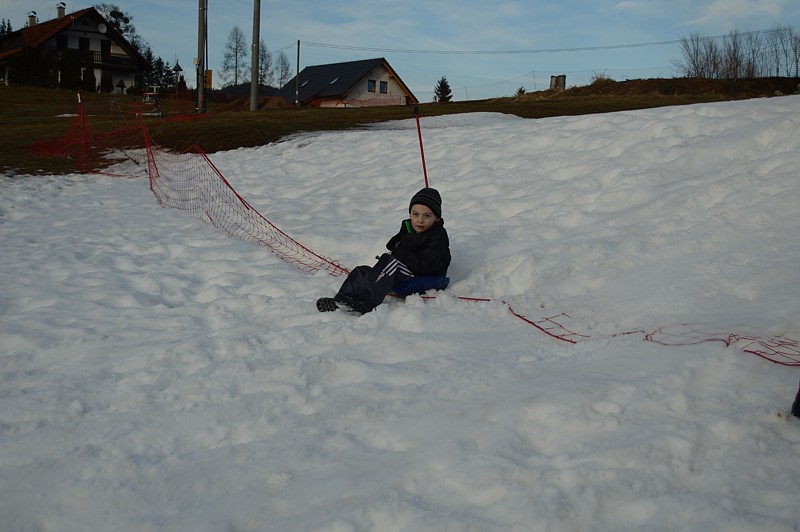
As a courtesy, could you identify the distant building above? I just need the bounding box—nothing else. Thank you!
[278,57,418,108]
[0,5,146,92]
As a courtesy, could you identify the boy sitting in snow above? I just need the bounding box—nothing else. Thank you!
[317,187,451,315]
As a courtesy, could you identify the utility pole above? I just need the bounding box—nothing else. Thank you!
[249,0,260,111]
[196,0,207,113]
[295,40,300,107]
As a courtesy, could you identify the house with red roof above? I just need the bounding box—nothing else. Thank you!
[0,4,146,92]
[278,58,418,107]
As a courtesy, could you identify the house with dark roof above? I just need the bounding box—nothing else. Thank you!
[0,4,146,92]
[278,57,418,107]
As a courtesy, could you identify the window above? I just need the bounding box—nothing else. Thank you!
[379,81,388,94]
[367,79,376,92]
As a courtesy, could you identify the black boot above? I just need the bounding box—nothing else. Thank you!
[791,379,800,418]
[316,296,367,315]
[316,297,339,312]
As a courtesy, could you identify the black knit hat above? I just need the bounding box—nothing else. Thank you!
[409,187,442,218]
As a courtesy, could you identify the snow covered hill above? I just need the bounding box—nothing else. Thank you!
[1,96,799,531]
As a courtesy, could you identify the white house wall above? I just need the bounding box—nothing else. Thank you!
[42,20,136,93]
[330,65,408,107]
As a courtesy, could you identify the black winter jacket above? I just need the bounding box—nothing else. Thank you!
[385,218,451,277]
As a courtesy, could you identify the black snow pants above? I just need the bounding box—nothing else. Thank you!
[335,253,413,314]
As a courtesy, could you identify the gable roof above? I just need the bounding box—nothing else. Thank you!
[278,57,417,105]
[0,7,145,65]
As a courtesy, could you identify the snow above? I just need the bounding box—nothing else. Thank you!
[2,96,800,531]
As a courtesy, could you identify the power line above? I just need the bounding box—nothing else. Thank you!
[273,42,295,54]
[300,25,800,56]
[270,25,799,98]
[301,39,681,55]
[271,25,800,69]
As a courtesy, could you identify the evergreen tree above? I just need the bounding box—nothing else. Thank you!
[59,49,82,90]
[151,56,167,88]
[82,54,97,92]
[100,71,114,92]
[10,47,53,87]
[0,18,12,37]
[138,46,156,89]
[434,75,452,102]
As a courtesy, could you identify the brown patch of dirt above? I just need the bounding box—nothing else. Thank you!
[559,77,800,99]
[216,95,292,111]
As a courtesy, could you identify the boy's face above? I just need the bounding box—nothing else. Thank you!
[410,204,438,233]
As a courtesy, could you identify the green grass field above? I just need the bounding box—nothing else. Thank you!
[2,78,796,176]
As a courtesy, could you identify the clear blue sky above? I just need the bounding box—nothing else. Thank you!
[4,0,799,100]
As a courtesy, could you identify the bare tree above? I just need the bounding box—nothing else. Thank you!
[776,26,794,76]
[675,34,706,77]
[258,39,274,87]
[221,25,249,92]
[764,26,784,76]
[674,26,799,80]
[94,3,143,51]
[742,31,763,78]
[722,30,744,79]
[276,51,292,88]
[702,38,721,78]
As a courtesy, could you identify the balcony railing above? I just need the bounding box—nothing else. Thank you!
[41,47,139,70]
[88,51,138,69]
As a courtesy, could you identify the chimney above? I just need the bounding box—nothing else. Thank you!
[27,11,37,27]
[57,3,67,20]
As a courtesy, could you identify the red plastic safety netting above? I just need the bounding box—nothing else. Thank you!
[643,324,800,366]
[142,128,349,277]
[28,96,141,174]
